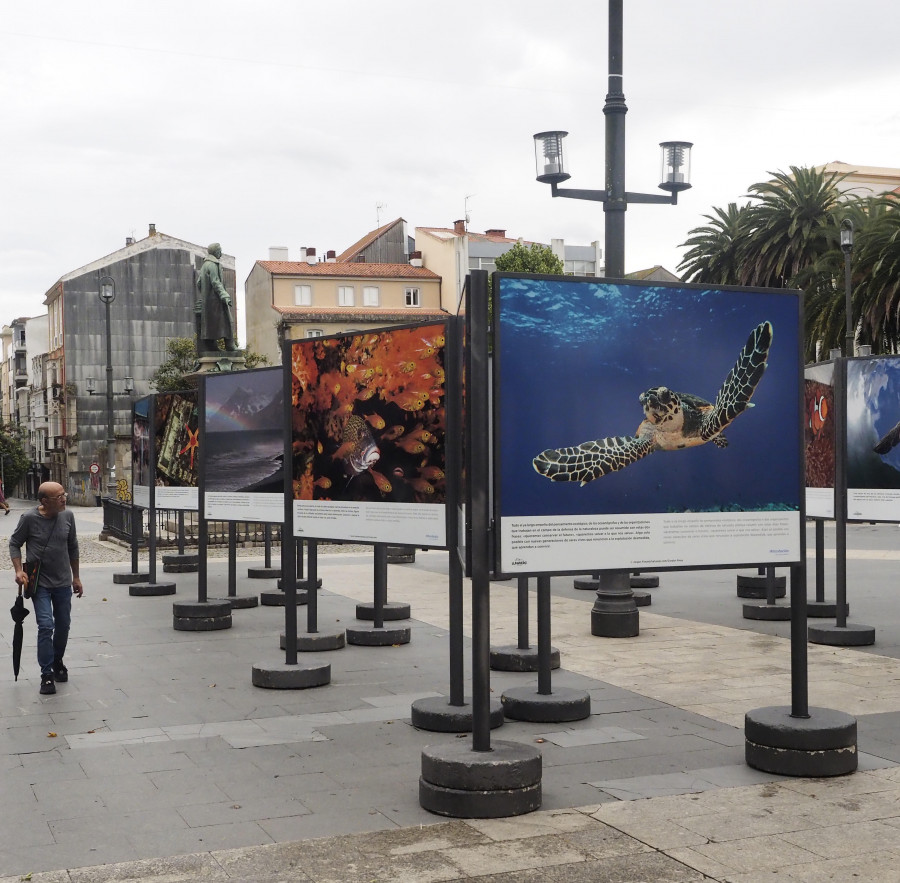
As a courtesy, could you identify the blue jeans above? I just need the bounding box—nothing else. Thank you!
[32,585,72,676]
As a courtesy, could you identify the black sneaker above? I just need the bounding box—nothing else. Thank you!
[40,676,56,695]
[53,662,68,683]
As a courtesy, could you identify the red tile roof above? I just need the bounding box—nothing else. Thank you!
[257,260,439,280]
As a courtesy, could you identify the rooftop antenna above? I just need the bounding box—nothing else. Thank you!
[376,202,386,228]
[464,194,475,231]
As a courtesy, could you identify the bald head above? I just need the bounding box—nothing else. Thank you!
[38,482,65,503]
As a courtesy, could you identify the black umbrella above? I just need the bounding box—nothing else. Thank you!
[10,586,29,681]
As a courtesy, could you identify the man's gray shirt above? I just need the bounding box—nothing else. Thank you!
[9,508,79,589]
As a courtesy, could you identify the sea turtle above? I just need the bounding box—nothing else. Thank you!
[532,321,773,485]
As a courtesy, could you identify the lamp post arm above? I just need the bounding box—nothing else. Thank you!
[549,183,608,203]
[626,190,678,205]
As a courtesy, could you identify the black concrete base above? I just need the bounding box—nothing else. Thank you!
[345,624,411,646]
[129,581,176,597]
[419,740,542,818]
[259,589,308,607]
[742,602,792,621]
[355,601,411,621]
[807,600,849,618]
[591,602,639,638]
[501,686,591,723]
[573,577,599,591]
[410,696,505,732]
[162,553,199,573]
[736,573,787,599]
[277,578,322,590]
[172,599,232,631]
[113,571,150,584]
[251,659,331,689]
[210,595,260,610]
[745,705,857,777]
[808,622,876,646]
[248,567,282,579]
[280,631,346,652]
[633,590,651,607]
[631,575,659,589]
[489,645,560,672]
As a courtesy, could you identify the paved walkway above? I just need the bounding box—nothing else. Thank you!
[2,509,900,881]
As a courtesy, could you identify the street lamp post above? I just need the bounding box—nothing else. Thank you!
[99,275,116,498]
[533,0,692,637]
[840,218,854,357]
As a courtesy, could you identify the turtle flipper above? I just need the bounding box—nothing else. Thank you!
[701,321,772,441]
[533,435,655,485]
[874,420,900,455]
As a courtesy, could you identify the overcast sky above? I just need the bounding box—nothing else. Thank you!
[2,1,898,342]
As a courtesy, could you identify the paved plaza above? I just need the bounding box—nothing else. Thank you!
[3,499,900,881]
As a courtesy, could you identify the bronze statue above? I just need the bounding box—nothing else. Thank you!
[196,243,238,354]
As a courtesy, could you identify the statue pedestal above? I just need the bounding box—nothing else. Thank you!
[186,353,246,381]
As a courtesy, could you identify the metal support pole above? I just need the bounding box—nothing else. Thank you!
[815,519,825,604]
[789,563,810,718]
[537,576,552,695]
[603,0,627,277]
[228,521,237,597]
[104,296,115,498]
[373,543,387,630]
[834,358,849,629]
[264,524,272,568]
[844,243,853,358]
[306,540,318,633]
[517,576,530,649]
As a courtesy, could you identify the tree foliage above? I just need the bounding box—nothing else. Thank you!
[150,338,271,392]
[494,241,565,275]
[678,166,900,360]
[0,423,30,494]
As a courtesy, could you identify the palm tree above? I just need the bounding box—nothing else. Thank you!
[677,203,749,284]
[736,166,847,288]
[853,194,900,352]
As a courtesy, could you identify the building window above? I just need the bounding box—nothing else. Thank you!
[363,286,380,307]
[468,257,497,272]
[405,287,421,307]
[338,286,355,306]
[294,284,312,305]
[565,260,595,277]
[306,329,324,338]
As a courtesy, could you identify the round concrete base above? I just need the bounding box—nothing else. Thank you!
[162,553,199,573]
[280,631,346,652]
[345,624,411,646]
[736,573,786,599]
[572,577,598,591]
[490,645,560,672]
[633,590,651,607]
[251,660,331,689]
[277,578,323,591]
[419,740,542,818]
[743,602,792,621]
[355,601,411,621]
[501,686,591,723]
[745,705,857,777]
[209,595,260,610]
[631,575,660,588]
[591,606,639,638]
[247,567,281,580]
[113,571,150,585]
[410,696,505,732]
[807,600,849,619]
[808,622,876,646]
[172,599,232,631]
[129,581,176,597]
[259,589,308,607]
[386,545,416,564]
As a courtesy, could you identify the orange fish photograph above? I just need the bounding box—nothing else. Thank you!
[291,323,447,505]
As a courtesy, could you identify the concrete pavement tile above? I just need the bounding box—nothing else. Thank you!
[536,726,645,748]
[466,808,597,841]
[443,835,590,877]
[781,848,900,883]
[176,793,312,827]
[469,851,707,882]
[780,818,900,859]
[216,770,340,801]
[0,871,70,883]
[671,835,820,874]
[589,813,710,850]
[589,771,715,800]
[65,852,231,883]
[777,768,900,797]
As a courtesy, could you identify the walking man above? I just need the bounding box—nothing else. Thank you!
[9,481,82,694]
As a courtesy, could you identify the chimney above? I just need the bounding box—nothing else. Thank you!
[125,237,135,246]
[485,229,507,238]
[148,223,157,236]
[326,250,336,263]
[409,250,423,268]
[269,246,289,261]
[453,219,466,235]
[305,247,317,265]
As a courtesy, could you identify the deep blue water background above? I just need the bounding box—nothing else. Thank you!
[495,277,803,517]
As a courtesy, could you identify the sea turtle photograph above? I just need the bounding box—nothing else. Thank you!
[533,321,772,485]
[493,276,803,519]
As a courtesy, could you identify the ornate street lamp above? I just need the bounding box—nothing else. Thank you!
[99,275,116,496]
[532,0,692,636]
[840,218,854,357]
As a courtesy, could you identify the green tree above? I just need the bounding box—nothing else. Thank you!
[678,202,751,284]
[494,241,565,275]
[0,423,30,495]
[150,338,271,392]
